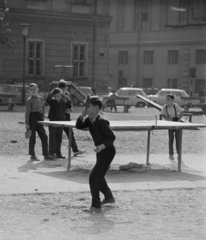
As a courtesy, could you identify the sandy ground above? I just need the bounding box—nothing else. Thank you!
[0,105,206,240]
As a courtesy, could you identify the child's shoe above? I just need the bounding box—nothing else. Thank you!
[56,154,65,159]
[74,150,85,156]
[169,155,174,160]
[44,155,56,161]
[30,155,40,161]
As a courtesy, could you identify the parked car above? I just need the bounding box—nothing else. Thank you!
[148,88,197,107]
[114,87,148,107]
[143,87,159,96]
[0,84,30,104]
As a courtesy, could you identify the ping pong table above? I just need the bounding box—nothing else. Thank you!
[38,120,206,172]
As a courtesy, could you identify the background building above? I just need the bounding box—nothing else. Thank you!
[109,0,206,96]
[0,0,111,91]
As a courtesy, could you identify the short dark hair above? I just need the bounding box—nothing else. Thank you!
[53,88,62,95]
[58,79,67,88]
[90,96,103,109]
[29,83,38,89]
[166,94,175,100]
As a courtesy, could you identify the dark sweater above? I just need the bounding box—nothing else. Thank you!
[76,114,115,148]
[46,93,67,121]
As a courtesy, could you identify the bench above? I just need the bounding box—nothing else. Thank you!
[0,93,17,111]
[102,96,130,113]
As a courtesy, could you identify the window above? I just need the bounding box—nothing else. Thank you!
[135,0,151,30]
[28,41,44,76]
[72,43,87,77]
[168,50,178,64]
[167,78,178,88]
[179,0,206,24]
[143,78,153,88]
[196,50,206,64]
[143,51,153,64]
[195,79,206,93]
[118,51,128,64]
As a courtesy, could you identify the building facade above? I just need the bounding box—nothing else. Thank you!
[109,0,206,96]
[0,0,111,91]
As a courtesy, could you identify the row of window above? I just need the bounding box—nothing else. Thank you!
[26,41,86,77]
[118,49,206,65]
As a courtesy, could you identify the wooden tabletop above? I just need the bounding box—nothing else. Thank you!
[38,120,206,131]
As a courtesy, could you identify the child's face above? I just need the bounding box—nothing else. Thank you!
[87,103,99,116]
[54,92,62,101]
[166,97,174,105]
[29,86,38,96]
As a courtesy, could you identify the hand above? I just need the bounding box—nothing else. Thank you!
[81,108,87,117]
[94,144,105,153]
[66,109,72,114]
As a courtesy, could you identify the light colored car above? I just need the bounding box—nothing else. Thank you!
[115,87,148,107]
[148,88,197,107]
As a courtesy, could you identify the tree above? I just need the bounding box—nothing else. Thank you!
[0,0,16,52]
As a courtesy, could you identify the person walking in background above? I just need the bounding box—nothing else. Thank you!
[161,94,183,164]
[199,86,206,105]
[58,80,85,157]
[25,83,54,161]
[106,90,117,112]
[76,96,116,213]
[46,88,66,159]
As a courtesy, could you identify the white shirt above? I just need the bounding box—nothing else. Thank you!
[161,103,183,118]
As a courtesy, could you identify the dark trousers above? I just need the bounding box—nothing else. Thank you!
[29,112,48,156]
[168,129,180,155]
[89,146,116,208]
[49,126,63,156]
[64,127,78,152]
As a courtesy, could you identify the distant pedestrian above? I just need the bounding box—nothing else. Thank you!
[199,86,206,105]
[25,83,54,161]
[76,96,116,213]
[58,80,85,156]
[106,90,117,112]
[46,88,67,159]
[161,94,183,163]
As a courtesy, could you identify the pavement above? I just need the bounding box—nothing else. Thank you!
[0,153,206,195]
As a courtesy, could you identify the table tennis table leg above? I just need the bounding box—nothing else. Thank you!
[178,129,183,172]
[67,127,72,170]
[146,130,151,166]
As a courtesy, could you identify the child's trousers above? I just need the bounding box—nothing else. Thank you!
[168,129,180,155]
[49,126,63,156]
[89,145,116,208]
[29,112,49,156]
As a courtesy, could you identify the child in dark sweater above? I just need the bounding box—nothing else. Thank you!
[46,88,68,159]
[76,96,116,213]
[25,83,53,161]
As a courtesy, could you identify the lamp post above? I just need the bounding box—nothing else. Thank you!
[19,23,30,105]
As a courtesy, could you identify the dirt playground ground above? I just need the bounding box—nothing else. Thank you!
[0,105,206,240]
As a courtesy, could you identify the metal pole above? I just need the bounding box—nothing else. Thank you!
[92,0,97,90]
[146,130,151,166]
[22,35,26,105]
[67,127,72,170]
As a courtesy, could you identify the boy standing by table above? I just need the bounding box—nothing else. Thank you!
[76,96,116,213]
[58,80,85,156]
[161,94,183,163]
[46,88,67,159]
[25,83,54,161]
